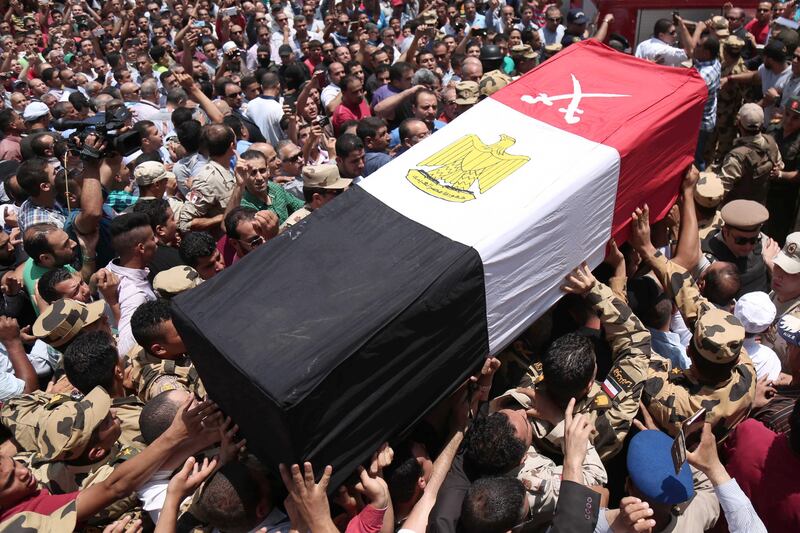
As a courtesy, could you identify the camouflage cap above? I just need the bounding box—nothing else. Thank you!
[711,15,730,37]
[543,43,563,55]
[778,309,800,346]
[510,44,538,60]
[33,299,106,348]
[774,231,800,274]
[36,387,112,462]
[692,307,745,363]
[419,10,437,25]
[720,199,769,231]
[455,81,479,105]
[479,70,512,97]
[302,164,352,190]
[724,35,745,51]
[153,265,203,298]
[694,170,724,208]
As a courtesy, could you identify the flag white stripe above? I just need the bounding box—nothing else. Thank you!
[360,99,621,352]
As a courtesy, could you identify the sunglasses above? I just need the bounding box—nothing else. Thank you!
[285,153,303,162]
[732,234,761,245]
[547,17,562,22]
[226,91,242,98]
[247,235,265,247]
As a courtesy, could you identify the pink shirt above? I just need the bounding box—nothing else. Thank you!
[332,100,371,136]
[345,505,386,533]
[0,136,22,162]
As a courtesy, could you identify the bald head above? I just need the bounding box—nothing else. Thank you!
[250,142,277,160]
[700,261,741,309]
[461,57,483,83]
[120,82,140,101]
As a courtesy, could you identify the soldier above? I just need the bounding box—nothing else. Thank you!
[280,165,352,232]
[631,205,756,441]
[708,36,747,164]
[700,199,776,296]
[695,171,725,240]
[63,330,145,449]
[510,45,538,75]
[478,70,512,100]
[31,298,111,352]
[495,263,652,461]
[177,124,237,237]
[719,103,783,205]
[766,96,800,242]
[0,395,220,529]
[453,81,479,118]
[762,232,800,364]
[128,299,205,402]
[152,265,204,299]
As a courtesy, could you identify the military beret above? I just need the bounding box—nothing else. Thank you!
[153,266,203,298]
[33,299,106,348]
[36,387,112,463]
[627,430,694,505]
[692,307,745,364]
[720,199,769,231]
[694,171,724,209]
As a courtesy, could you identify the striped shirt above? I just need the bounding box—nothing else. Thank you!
[241,182,305,225]
[696,58,721,132]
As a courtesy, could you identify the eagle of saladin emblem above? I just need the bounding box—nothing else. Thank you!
[406,134,530,202]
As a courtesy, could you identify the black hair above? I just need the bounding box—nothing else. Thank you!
[356,116,387,141]
[30,133,58,158]
[627,276,672,330]
[700,35,720,58]
[383,442,424,504]
[139,390,182,444]
[225,207,258,241]
[131,298,172,352]
[703,262,740,308]
[389,61,414,82]
[22,223,58,262]
[542,332,596,404]
[460,477,526,533]
[37,267,76,304]
[16,157,50,197]
[653,18,673,36]
[399,118,425,143]
[463,412,526,477]
[335,133,364,158]
[64,331,118,395]
[132,198,171,231]
[223,115,245,139]
[179,231,217,267]
[0,109,15,132]
[193,462,264,532]
[109,212,152,256]
[175,119,202,152]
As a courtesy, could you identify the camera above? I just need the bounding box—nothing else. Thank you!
[52,106,141,160]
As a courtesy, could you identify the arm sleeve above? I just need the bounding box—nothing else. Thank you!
[547,481,601,533]
[177,178,214,231]
[345,505,387,533]
[647,250,713,331]
[719,152,744,196]
[282,187,306,212]
[586,282,651,459]
[0,370,25,402]
[715,479,768,533]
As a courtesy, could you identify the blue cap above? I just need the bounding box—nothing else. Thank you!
[567,9,588,25]
[627,430,694,505]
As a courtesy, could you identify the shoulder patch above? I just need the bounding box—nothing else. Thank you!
[590,392,612,410]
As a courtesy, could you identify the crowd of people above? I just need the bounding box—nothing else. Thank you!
[0,0,798,531]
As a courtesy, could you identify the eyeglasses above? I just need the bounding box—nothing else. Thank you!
[226,91,242,98]
[669,29,677,35]
[547,17,562,22]
[232,30,243,34]
[246,235,265,247]
[732,234,761,245]
[726,16,741,21]
[284,153,303,162]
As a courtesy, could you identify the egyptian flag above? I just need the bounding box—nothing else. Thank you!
[172,41,706,487]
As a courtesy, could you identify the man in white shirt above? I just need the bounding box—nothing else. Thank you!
[245,72,286,146]
[537,6,566,46]
[635,17,691,67]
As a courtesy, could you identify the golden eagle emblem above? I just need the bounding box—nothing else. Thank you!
[406,134,530,202]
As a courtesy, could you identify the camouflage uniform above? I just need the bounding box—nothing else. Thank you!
[511,281,652,461]
[0,391,74,453]
[177,160,235,232]
[280,206,312,232]
[719,133,783,205]
[112,395,145,448]
[127,346,206,402]
[709,56,748,163]
[0,498,77,532]
[152,265,203,299]
[698,210,724,241]
[643,251,756,441]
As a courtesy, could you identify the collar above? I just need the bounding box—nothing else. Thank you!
[108,259,150,280]
[259,94,280,101]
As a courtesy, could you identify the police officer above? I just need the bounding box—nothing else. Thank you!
[719,103,783,205]
[762,232,800,363]
[766,96,800,241]
[695,171,725,240]
[496,263,652,461]
[700,199,775,296]
[632,205,756,442]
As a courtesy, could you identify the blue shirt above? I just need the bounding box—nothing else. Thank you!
[649,329,692,370]
[695,58,721,132]
[389,119,446,148]
[364,151,393,178]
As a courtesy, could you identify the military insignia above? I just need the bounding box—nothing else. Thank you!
[406,134,530,202]
[602,364,637,399]
[788,242,798,255]
[591,392,611,410]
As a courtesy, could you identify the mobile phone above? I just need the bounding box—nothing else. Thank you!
[192,20,205,28]
[670,408,706,475]
[349,20,360,30]
[472,27,487,38]
[93,28,105,37]
[314,70,328,87]
[315,115,330,127]
[221,6,238,17]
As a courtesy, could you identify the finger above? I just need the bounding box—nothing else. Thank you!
[180,455,197,477]
[278,463,293,488]
[565,397,576,427]
[303,462,315,487]
[291,463,305,492]
[626,506,654,524]
[632,419,646,431]
[319,464,333,491]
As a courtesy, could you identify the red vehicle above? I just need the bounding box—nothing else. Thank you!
[578,0,763,47]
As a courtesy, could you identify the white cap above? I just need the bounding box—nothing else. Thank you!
[23,101,49,121]
[222,41,238,54]
[734,291,777,334]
